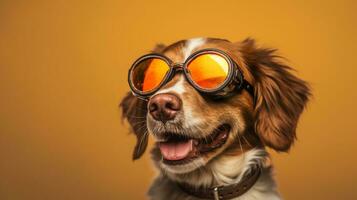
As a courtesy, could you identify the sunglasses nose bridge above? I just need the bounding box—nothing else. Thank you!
[172,63,184,69]
[172,63,190,76]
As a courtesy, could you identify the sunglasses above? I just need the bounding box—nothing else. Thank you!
[128,48,254,99]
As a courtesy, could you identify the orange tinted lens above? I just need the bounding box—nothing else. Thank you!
[131,58,170,92]
[187,53,229,89]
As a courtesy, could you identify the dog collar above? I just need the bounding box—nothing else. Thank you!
[178,165,261,200]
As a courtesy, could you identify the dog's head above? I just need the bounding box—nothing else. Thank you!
[120,38,310,175]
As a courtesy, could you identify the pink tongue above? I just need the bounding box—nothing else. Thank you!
[159,140,193,160]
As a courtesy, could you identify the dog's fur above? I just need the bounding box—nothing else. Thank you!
[120,38,311,200]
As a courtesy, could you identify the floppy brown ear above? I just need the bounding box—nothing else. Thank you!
[120,43,167,160]
[119,92,149,160]
[240,38,311,151]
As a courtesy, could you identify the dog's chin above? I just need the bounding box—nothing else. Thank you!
[155,124,231,174]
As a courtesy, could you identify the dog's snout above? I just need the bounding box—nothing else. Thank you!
[148,93,182,123]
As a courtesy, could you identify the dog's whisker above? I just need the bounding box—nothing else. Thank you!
[131,120,147,126]
[127,115,147,119]
[135,124,148,134]
[242,135,253,148]
[237,134,244,154]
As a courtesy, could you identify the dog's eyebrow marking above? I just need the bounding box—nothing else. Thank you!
[155,75,186,95]
[183,37,206,60]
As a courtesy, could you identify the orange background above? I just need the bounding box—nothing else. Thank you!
[1,0,356,199]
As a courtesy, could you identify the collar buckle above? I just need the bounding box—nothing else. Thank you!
[178,164,261,200]
[212,187,221,200]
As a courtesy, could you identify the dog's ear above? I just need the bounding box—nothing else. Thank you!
[119,92,149,160]
[120,43,167,160]
[240,38,311,152]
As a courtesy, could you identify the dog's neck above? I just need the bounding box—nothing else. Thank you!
[149,148,281,200]
[164,148,268,188]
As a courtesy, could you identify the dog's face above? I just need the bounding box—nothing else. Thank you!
[120,38,310,175]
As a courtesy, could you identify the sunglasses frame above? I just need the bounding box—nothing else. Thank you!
[128,48,254,99]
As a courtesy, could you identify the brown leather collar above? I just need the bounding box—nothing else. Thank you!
[178,165,261,200]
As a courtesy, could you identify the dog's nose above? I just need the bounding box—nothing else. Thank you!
[148,93,182,123]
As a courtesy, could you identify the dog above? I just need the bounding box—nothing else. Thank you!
[120,38,311,200]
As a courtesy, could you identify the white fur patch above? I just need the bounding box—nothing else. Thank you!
[155,75,186,95]
[211,149,266,184]
[183,37,206,60]
[182,105,203,131]
[160,157,206,174]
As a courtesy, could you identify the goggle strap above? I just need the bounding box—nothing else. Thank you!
[242,79,255,98]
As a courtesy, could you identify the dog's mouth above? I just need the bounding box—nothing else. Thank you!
[158,124,230,165]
